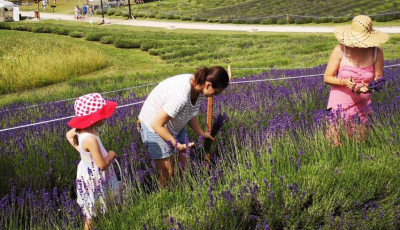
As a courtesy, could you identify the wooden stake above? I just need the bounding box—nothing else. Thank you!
[228,64,232,81]
[205,96,213,172]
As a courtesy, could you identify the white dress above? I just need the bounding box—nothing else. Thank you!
[75,133,119,219]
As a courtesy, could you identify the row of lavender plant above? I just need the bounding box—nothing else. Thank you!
[1,60,400,229]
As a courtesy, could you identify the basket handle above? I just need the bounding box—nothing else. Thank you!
[113,159,123,182]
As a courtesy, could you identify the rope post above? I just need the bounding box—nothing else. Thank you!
[286,14,290,24]
[205,96,213,173]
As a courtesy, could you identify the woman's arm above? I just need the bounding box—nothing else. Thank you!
[83,136,116,171]
[151,109,193,151]
[374,48,384,80]
[324,45,355,90]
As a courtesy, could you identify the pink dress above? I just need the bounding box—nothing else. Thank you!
[327,46,377,124]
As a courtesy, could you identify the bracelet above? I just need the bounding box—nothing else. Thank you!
[339,79,344,86]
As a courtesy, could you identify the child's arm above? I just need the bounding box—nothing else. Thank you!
[82,136,116,171]
[66,128,79,150]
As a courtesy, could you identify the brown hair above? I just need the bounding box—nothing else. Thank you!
[193,66,229,89]
[73,129,81,146]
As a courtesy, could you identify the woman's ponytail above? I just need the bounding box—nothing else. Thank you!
[193,67,209,85]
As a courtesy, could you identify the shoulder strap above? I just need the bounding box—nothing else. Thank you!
[374,47,377,63]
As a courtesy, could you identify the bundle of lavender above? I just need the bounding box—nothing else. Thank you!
[368,77,386,93]
[203,113,229,153]
[356,77,386,94]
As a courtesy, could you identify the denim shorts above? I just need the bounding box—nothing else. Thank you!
[140,124,187,160]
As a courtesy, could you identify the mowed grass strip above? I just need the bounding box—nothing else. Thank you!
[0,30,106,94]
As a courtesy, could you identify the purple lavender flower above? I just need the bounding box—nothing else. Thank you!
[204,113,229,152]
[367,77,386,92]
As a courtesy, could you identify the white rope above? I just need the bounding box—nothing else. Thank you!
[383,63,400,68]
[0,101,145,133]
[230,63,400,84]
[232,63,400,71]
[230,73,323,84]
[6,83,158,111]
[233,67,303,70]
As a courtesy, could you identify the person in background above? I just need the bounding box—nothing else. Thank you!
[138,66,229,188]
[74,5,79,19]
[324,15,389,146]
[66,93,119,230]
[42,0,46,11]
[82,3,88,18]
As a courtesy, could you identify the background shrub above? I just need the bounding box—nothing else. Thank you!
[114,38,141,48]
[69,31,85,38]
[122,11,130,17]
[107,8,116,16]
[100,35,115,44]
[114,9,123,16]
[31,26,53,33]
[261,18,277,24]
[314,17,331,24]
[10,24,29,31]
[181,16,191,21]
[0,22,11,30]
[85,33,109,41]
[276,18,287,24]
[53,27,70,35]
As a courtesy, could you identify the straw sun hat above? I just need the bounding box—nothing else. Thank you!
[334,15,389,48]
[67,93,117,129]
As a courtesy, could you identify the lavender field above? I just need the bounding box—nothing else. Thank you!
[1,60,400,229]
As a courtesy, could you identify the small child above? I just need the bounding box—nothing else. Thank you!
[66,93,119,230]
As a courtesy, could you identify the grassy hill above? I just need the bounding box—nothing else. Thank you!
[131,0,400,23]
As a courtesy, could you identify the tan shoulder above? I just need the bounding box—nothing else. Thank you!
[82,135,99,150]
[333,45,344,55]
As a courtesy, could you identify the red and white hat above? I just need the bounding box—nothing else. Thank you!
[67,93,117,129]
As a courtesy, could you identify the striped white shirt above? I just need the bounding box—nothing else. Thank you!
[138,74,204,134]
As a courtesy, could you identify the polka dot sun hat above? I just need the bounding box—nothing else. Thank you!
[67,93,117,129]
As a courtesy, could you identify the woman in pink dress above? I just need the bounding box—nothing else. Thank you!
[324,15,389,146]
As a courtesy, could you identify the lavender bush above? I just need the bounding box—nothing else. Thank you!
[1,60,400,229]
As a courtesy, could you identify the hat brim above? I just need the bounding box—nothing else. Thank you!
[334,26,389,48]
[67,101,117,129]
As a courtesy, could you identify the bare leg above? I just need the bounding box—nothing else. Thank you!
[84,219,92,230]
[326,124,340,146]
[177,149,187,180]
[155,156,174,188]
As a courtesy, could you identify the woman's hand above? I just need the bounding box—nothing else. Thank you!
[356,82,370,94]
[202,132,215,142]
[343,78,356,91]
[177,142,195,151]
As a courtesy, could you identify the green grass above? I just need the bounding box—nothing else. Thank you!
[0,30,106,94]
[1,20,400,107]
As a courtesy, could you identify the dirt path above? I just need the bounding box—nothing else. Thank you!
[21,11,400,33]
